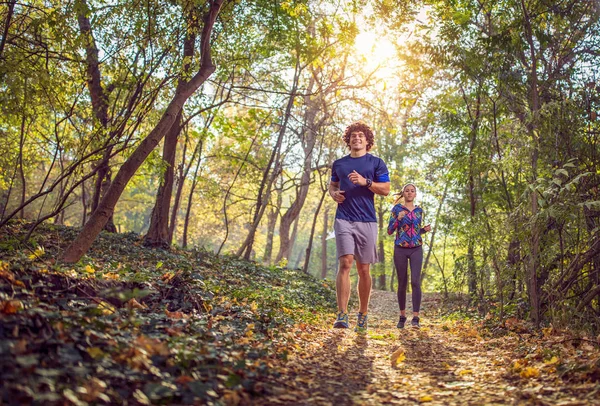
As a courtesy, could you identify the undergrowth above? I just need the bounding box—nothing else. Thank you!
[0,221,336,405]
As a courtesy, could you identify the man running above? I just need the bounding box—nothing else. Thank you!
[329,122,390,332]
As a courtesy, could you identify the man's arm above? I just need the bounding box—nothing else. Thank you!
[369,181,390,196]
[329,181,346,203]
[347,170,390,196]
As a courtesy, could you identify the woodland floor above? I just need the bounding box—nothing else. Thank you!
[257,291,600,406]
[1,223,600,405]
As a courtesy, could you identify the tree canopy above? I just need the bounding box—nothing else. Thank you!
[1,0,600,330]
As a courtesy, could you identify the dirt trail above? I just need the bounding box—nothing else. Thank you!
[256,290,598,405]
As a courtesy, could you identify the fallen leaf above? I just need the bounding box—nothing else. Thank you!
[134,335,169,356]
[520,367,540,378]
[419,395,433,402]
[98,301,115,315]
[165,309,190,320]
[87,347,105,359]
[175,375,194,384]
[127,298,148,310]
[391,347,405,366]
[103,272,120,280]
[166,327,183,336]
[1,300,24,314]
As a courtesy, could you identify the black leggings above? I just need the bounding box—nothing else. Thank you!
[394,245,423,312]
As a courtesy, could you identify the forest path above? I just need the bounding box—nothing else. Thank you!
[256,290,595,405]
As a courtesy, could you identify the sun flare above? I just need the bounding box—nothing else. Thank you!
[353,30,399,80]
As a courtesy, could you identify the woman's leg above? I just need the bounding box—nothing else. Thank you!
[394,246,409,315]
[409,246,424,315]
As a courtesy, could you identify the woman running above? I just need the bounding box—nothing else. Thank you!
[387,183,431,328]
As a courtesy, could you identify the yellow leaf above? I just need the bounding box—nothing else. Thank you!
[544,356,559,365]
[28,246,45,260]
[98,302,115,315]
[84,265,95,274]
[512,359,526,371]
[458,369,473,376]
[87,347,105,359]
[419,395,433,402]
[103,272,120,280]
[520,367,540,378]
[391,347,405,366]
[250,302,258,312]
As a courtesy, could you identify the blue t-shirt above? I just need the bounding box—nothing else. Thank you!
[331,153,390,222]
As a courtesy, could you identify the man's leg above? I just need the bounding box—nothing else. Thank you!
[336,254,354,313]
[356,262,372,314]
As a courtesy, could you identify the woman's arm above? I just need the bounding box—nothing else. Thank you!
[387,213,398,235]
[387,206,406,235]
[419,209,431,233]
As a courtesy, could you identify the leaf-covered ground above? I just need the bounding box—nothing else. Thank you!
[0,222,335,405]
[1,222,600,405]
[256,291,600,405]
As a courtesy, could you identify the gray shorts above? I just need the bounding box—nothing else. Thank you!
[334,219,379,264]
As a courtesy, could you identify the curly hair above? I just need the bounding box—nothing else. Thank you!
[343,122,374,151]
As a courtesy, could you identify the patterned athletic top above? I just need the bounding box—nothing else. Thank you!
[387,204,427,247]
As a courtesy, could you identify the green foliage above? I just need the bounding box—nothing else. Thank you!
[0,222,336,404]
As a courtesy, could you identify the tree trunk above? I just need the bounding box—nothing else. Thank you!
[81,180,87,226]
[18,97,26,219]
[303,181,327,274]
[0,1,16,61]
[466,88,481,302]
[237,59,301,259]
[320,207,329,279]
[182,136,205,249]
[144,112,182,248]
[293,245,304,269]
[218,123,263,255]
[263,206,278,265]
[422,181,449,275]
[77,0,116,233]
[277,170,310,263]
[62,0,224,263]
[145,4,200,248]
[168,126,189,244]
[288,215,300,262]
[521,0,541,326]
[275,73,323,263]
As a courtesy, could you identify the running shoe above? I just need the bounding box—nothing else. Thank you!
[397,315,407,329]
[411,316,420,328]
[333,311,349,328]
[355,312,368,333]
